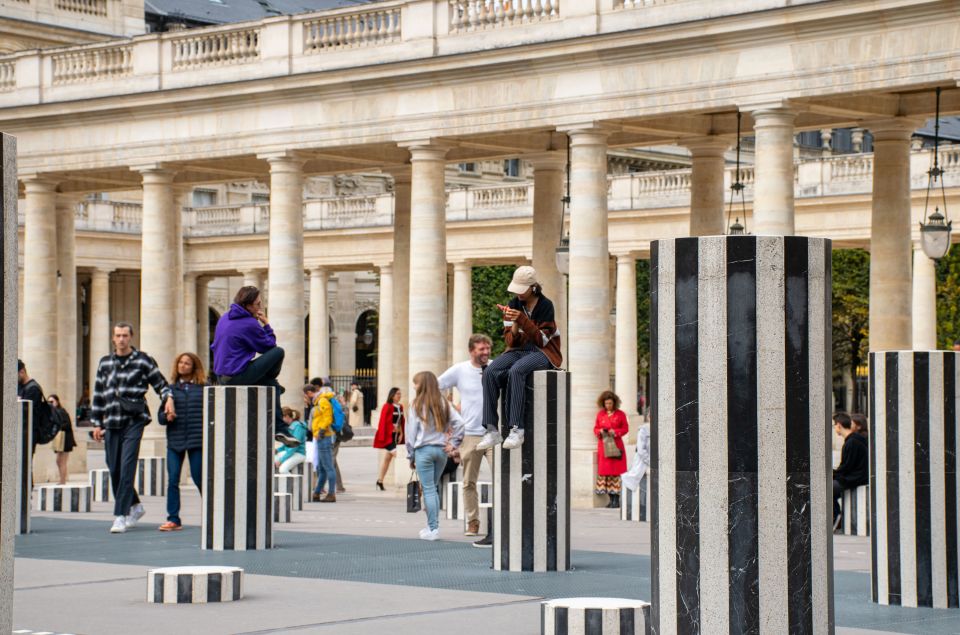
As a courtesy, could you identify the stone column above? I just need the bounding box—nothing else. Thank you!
[684,137,730,236]
[451,261,472,363]
[334,272,357,374]
[242,269,262,290]
[530,152,568,363]
[197,277,210,371]
[376,263,394,405]
[391,170,412,396]
[751,108,797,235]
[56,195,78,414]
[264,154,306,400]
[869,119,917,351]
[308,267,330,380]
[564,126,611,507]
[404,144,450,380]
[614,254,639,429]
[182,273,198,355]
[913,244,938,351]
[88,268,113,383]
[22,176,59,391]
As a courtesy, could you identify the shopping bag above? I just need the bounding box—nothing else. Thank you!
[406,471,422,513]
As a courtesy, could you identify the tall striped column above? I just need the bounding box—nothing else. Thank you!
[17,400,31,535]
[493,370,570,572]
[650,236,833,634]
[870,351,959,608]
[201,386,273,551]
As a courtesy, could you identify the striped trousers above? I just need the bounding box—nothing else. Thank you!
[481,348,551,431]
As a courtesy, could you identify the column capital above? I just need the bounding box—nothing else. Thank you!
[526,151,566,171]
[20,175,58,193]
[559,124,615,146]
[613,252,637,263]
[309,266,328,277]
[681,136,732,157]
[866,117,924,141]
[135,166,177,184]
[91,266,115,276]
[749,107,798,128]
[452,260,472,271]
[400,142,453,162]
[259,152,307,173]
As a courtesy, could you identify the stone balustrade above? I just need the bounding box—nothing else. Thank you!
[0,63,14,90]
[303,4,402,52]
[52,45,133,85]
[171,28,261,70]
[448,0,559,33]
[55,0,106,15]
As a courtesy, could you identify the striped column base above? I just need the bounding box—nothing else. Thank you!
[89,468,111,503]
[438,471,457,511]
[870,350,959,608]
[135,457,166,497]
[445,480,492,520]
[841,485,869,537]
[493,370,570,572]
[147,566,243,604]
[292,462,315,503]
[273,474,303,511]
[620,473,650,523]
[469,504,491,536]
[34,485,91,512]
[541,598,650,635]
[273,493,292,523]
[17,400,32,535]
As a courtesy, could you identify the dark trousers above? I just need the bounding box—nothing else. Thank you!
[166,446,202,525]
[481,348,551,432]
[104,420,144,517]
[832,479,849,520]
[224,346,290,436]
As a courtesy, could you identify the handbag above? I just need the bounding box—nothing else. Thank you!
[118,396,147,417]
[602,430,622,459]
[406,471,422,513]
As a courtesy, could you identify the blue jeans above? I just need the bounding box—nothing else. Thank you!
[314,435,336,494]
[166,447,202,525]
[414,445,448,531]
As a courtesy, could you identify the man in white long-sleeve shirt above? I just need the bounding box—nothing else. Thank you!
[438,334,493,537]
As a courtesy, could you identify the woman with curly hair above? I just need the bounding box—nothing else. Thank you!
[594,390,629,508]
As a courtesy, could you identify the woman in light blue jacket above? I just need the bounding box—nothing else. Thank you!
[406,370,464,541]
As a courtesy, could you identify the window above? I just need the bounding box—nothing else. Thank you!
[504,158,521,177]
[252,193,270,205]
[192,189,217,207]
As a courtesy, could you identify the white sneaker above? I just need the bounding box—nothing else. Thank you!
[110,516,127,534]
[475,429,503,451]
[125,503,145,528]
[418,527,432,539]
[419,528,440,541]
[502,427,525,450]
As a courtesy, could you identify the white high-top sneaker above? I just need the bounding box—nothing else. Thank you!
[475,429,503,451]
[110,516,127,534]
[502,427,525,450]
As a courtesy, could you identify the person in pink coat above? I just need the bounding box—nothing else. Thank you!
[594,390,629,508]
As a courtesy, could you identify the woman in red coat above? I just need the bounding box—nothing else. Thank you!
[374,387,405,491]
[594,390,629,508]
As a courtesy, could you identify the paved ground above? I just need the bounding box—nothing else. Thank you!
[12,446,960,634]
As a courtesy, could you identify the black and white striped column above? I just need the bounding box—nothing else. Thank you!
[445,480,492,520]
[841,485,869,537]
[493,370,570,572]
[870,351,959,608]
[35,485,91,512]
[540,598,650,635]
[273,492,292,523]
[292,462,314,503]
[650,236,833,634]
[89,468,110,503]
[147,566,243,604]
[201,386,273,551]
[135,457,166,497]
[620,472,650,523]
[273,474,302,511]
[17,400,31,534]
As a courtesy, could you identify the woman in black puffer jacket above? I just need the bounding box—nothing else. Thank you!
[157,352,207,531]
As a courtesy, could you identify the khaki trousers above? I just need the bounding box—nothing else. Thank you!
[460,434,493,523]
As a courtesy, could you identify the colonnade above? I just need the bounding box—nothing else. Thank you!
[18,113,932,502]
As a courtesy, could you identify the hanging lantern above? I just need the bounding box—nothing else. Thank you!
[919,87,953,260]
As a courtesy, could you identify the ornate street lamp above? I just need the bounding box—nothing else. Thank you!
[920,87,953,260]
[555,136,571,275]
[727,111,748,235]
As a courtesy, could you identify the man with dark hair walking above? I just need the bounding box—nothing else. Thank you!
[832,411,869,531]
[91,322,173,534]
[17,359,46,454]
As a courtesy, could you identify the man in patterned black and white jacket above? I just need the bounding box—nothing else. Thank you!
[91,322,174,534]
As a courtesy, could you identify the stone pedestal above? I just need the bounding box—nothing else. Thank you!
[17,400,31,534]
[620,473,650,523]
[201,386,273,551]
[650,236,833,634]
[273,492,292,523]
[870,351,959,608]
[273,473,303,511]
[35,484,91,512]
[540,597,650,635]
[147,566,243,604]
[135,457,166,496]
[841,485,869,537]
[493,370,570,572]
[90,468,110,502]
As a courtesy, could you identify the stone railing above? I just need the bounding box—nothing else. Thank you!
[303,5,402,52]
[613,0,676,8]
[448,0,559,32]
[185,204,269,235]
[303,194,393,229]
[52,45,132,84]
[55,0,106,15]
[171,28,261,70]
[0,62,14,90]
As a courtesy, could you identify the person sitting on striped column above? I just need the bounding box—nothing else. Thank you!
[832,412,869,531]
[275,407,308,474]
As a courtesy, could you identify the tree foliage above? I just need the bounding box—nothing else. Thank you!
[471,265,516,357]
[832,248,870,411]
[937,245,960,349]
[636,257,651,378]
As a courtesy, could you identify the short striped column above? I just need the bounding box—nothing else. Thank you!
[438,469,457,511]
[620,472,650,523]
[292,461,314,503]
[445,480,492,520]
[493,370,570,572]
[540,598,650,635]
[201,386,273,551]
[147,566,243,604]
[273,492,292,523]
[273,474,303,511]
[870,351,959,608]
[135,457,166,497]
[89,468,111,503]
[17,400,32,534]
[35,484,91,512]
[841,485,869,537]
[650,236,833,634]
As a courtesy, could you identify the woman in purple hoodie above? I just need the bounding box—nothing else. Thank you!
[210,286,298,447]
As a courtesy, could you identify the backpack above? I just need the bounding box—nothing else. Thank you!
[337,420,354,443]
[329,397,346,434]
[28,383,62,445]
